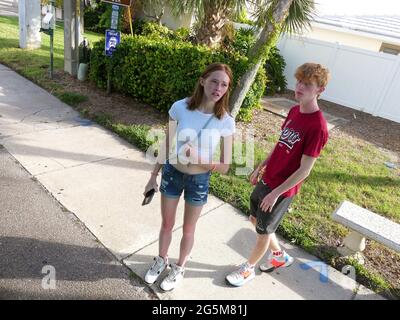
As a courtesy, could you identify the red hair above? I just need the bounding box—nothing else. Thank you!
[295,63,330,87]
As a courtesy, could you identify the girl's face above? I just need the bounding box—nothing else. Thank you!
[200,70,230,103]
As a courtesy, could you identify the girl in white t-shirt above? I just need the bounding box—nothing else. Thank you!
[143,63,235,291]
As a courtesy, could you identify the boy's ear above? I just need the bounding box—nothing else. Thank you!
[318,86,325,95]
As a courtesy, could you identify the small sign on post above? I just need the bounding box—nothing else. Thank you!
[101,0,132,7]
[110,4,120,30]
[105,29,121,57]
[101,0,131,95]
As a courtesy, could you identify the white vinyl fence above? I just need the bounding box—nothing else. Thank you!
[277,35,400,123]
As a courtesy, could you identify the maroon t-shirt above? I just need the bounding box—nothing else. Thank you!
[262,105,329,197]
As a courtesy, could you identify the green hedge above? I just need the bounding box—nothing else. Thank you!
[264,46,287,95]
[89,35,266,121]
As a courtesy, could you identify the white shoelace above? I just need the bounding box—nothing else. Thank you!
[232,263,252,279]
[150,257,164,273]
[165,265,183,282]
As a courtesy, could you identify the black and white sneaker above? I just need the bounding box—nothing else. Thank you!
[144,256,167,284]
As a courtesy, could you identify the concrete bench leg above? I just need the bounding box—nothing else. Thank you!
[338,230,366,264]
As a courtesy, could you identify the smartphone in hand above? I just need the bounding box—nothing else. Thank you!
[142,188,156,206]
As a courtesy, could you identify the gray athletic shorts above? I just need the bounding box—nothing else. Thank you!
[250,180,294,234]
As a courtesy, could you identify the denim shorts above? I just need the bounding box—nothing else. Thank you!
[159,162,211,206]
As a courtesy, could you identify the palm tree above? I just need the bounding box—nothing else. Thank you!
[139,0,167,25]
[170,0,246,48]
[229,0,315,117]
[167,0,315,116]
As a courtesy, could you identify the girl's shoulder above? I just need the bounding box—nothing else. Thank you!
[171,97,191,111]
[221,110,235,123]
[173,97,189,107]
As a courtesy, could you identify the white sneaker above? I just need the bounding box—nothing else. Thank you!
[226,262,255,287]
[144,256,167,284]
[160,263,185,291]
[259,250,294,272]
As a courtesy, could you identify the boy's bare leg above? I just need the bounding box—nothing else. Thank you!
[249,215,256,227]
[248,233,272,266]
[268,233,282,252]
[249,216,281,252]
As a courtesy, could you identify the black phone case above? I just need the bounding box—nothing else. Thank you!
[142,188,155,206]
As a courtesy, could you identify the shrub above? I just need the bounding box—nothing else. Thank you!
[84,1,108,33]
[264,47,287,95]
[224,27,256,56]
[88,39,108,89]
[89,35,266,121]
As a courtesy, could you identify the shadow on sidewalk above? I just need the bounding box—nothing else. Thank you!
[125,228,360,300]
[0,236,146,284]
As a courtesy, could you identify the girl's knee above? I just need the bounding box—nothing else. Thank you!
[182,225,196,236]
[161,221,175,232]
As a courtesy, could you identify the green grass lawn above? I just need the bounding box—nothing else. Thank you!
[0,16,102,88]
[1,14,399,298]
[103,121,400,296]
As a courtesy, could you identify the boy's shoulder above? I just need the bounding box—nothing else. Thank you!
[288,104,300,114]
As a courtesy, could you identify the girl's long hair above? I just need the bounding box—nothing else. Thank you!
[187,63,233,119]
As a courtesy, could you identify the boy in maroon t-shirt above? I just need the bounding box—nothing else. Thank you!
[226,63,330,287]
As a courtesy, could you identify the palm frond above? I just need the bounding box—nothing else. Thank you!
[282,0,315,34]
[251,0,315,35]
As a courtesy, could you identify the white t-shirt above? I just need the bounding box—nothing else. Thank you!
[168,98,236,164]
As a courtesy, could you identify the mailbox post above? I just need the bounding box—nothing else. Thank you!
[40,0,56,79]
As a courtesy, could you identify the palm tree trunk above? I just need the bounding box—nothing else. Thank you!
[229,0,294,117]
[195,0,230,48]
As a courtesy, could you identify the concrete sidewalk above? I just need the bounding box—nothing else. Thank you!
[0,64,385,300]
[0,146,155,299]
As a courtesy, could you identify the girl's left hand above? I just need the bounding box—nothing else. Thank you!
[184,143,199,164]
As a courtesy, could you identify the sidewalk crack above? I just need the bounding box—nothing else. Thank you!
[19,107,53,123]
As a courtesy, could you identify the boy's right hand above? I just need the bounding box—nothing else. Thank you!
[249,167,260,185]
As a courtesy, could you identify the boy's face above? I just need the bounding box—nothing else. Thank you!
[295,79,325,103]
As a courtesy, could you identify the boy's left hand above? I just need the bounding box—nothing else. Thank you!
[260,191,280,213]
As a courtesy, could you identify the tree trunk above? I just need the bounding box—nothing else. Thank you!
[195,0,230,48]
[229,0,294,118]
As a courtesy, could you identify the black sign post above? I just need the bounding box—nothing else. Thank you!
[102,1,125,94]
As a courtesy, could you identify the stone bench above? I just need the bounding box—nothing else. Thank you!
[332,200,400,263]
